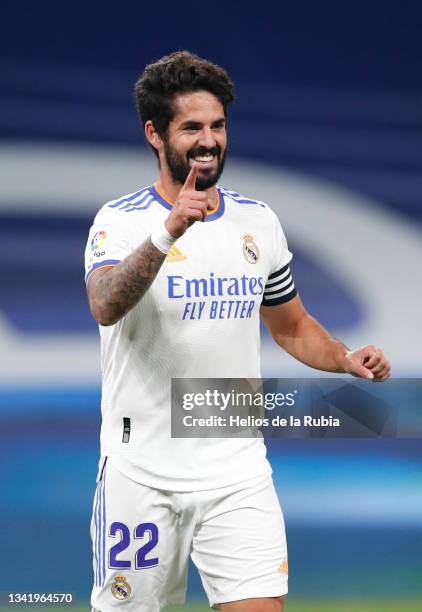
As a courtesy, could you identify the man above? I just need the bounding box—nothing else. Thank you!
[85,51,390,612]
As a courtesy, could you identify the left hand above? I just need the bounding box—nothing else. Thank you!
[341,345,391,381]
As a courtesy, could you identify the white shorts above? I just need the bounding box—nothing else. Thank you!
[91,458,288,611]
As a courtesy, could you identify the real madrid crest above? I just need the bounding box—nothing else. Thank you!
[111,575,132,600]
[242,234,260,264]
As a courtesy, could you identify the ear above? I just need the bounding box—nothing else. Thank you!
[145,120,163,152]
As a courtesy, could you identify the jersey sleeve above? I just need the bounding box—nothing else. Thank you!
[262,210,297,306]
[84,213,132,283]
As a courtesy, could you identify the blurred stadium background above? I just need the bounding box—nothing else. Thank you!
[1,2,421,609]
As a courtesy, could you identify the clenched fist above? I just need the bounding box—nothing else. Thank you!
[342,345,391,381]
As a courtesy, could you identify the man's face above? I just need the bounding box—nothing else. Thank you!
[162,90,227,191]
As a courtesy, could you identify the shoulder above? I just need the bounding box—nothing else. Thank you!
[219,186,279,224]
[91,186,158,231]
[219,186,268,210]
[93,186,155,221]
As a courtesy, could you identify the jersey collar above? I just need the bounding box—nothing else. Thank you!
[150,183,225,222]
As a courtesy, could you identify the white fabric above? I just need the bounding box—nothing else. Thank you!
[84,186,294,491]
[91,459,288,611]
[150,223,178,254]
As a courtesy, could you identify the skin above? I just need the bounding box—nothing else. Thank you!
[148,90,227,209]
[219,596,285,612]
[87,88,390,610]
[87,237,167,327]
[260,295,390,381]
[87,91,226,325]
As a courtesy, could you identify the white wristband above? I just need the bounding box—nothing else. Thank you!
[150,224,178,254]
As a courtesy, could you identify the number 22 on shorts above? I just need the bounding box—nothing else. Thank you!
[109,522,159,570]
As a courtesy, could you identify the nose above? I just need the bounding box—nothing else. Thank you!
[198,127,216,149]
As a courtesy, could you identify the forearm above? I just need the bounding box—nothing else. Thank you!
[274,312,348,373]
[88,237,166,326]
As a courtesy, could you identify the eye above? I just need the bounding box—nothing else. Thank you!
[182,123,201,132]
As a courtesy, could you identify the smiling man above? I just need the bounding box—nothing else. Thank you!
[85,51,390,612]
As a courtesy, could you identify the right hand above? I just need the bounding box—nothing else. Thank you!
[164,164,212,238]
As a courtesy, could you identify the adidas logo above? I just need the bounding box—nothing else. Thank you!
[278,559,288,574]
[165,246,187,263]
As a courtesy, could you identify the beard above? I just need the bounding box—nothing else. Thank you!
[162,138,227,191]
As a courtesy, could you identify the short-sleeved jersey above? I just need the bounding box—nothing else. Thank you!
[85,184,297,491]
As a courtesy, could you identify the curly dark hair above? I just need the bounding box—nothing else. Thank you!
[134,51,235,151]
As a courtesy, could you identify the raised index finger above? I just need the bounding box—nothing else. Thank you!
[181,163,198,192]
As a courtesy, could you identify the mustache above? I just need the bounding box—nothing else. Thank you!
[188,146,221,158]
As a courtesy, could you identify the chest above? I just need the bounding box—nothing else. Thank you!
[145,215,273,325]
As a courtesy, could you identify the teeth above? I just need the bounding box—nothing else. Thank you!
[194,155,214,162]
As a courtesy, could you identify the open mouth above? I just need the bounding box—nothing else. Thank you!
[192,154,214,164]
[188,149,219,168]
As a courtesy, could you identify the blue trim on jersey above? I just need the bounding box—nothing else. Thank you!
[235,199,266,206]
[108,187,151,209]
[107,187,157,213]
[120,198,153,212]
[99,479,105,586]
[208,189,225,220]
[85,259,121,283]
[149,185,172,211]
[122,195,155,213]
[150,185,226,222]
[94,476,106,587]
[220,187,266,208]
[94,478,106,587]
[93,483,100,586]
[101,470,106,586]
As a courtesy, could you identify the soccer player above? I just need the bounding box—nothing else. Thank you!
[85,51,390,612]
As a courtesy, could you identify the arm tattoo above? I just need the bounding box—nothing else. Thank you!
[88,237,166,325]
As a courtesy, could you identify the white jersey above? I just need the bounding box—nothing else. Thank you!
[84,183,297,491]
